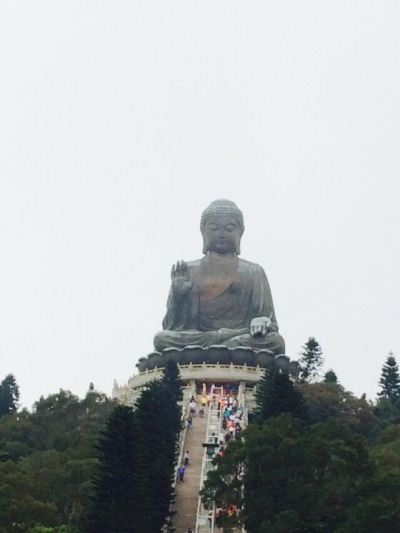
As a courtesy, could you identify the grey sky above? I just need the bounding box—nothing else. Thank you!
[1,2,399,408]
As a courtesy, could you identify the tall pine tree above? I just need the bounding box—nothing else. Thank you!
[378,352,400,404]
[0,374,20,417]
[298,337,324,383]
[86,362,182,533]
[163,359,183,410]
[254,364,306,423]
[86,404,137,533]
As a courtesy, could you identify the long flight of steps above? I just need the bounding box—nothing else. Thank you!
[172,395,209,533]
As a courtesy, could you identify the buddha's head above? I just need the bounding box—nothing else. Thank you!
[200,199,245,255]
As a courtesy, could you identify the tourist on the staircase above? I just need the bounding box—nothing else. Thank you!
[189,398,196,415]
[178,464,185,482]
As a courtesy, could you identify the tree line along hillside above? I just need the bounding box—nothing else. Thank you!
[201,341,400,533]
[1,342,400,532]
[0,361,182,533]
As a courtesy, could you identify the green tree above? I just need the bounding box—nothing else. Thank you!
[254,364,307,423]
[28,527,71,533]
[86,366,182,533]
[85,405,137,533]
[336,424,400,532]
[19,449,98,531]
[0,459,59,531]
[323,369,338,383]
[33,390,82,451]
[0,388,115,530]
[130,378,181,531]
[0,374,20,417]
[162,360,183,406]
[161,360,183,441]
[298,381,378,439]
[378,352,400,404]
[298,337,324,383]
[201,437,245,532]
[0,409,46,461]
[203,415,371,533]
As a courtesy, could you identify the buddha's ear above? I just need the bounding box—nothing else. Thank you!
[202,236,208,255]
[236,228,244,255]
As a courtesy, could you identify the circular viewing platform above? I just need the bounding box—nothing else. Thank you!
[113,345,298,406]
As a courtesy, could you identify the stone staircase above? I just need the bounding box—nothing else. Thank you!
[170,386,246,533]
[172,397,209,533]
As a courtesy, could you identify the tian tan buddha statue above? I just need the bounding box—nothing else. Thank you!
[154,199,285,356]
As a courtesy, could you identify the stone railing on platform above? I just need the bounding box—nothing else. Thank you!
[113,361,297,410]
[113,362,266,405]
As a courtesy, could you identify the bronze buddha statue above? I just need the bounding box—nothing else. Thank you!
[154,199,285,356]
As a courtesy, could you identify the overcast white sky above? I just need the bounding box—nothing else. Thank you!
[1,2,399,409]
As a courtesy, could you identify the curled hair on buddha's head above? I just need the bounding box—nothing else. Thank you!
[200,199,245,255]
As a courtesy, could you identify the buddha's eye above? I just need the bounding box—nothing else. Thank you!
[209,225,219,231]
[225,224,236,232]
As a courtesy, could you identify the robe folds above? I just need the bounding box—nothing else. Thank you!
[154,257,285,355]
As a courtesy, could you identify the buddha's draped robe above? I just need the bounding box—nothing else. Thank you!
[154,257,285,355]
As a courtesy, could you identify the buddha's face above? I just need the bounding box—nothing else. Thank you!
[202,215,242,255]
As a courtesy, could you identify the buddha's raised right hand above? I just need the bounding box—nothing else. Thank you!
[171,260,193,297]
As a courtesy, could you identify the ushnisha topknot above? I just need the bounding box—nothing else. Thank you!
[200,199,245,233]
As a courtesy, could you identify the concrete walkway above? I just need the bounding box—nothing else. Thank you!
[172,400,208,533]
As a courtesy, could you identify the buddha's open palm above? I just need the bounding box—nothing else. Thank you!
[171,261,193,297]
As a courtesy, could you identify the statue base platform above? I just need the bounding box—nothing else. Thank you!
[136,345,298,374]
[113,345,299,407]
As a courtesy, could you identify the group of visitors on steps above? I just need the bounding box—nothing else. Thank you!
[179,384,245,533]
